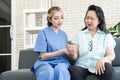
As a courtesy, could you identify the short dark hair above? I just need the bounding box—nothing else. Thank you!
[82,5,109,33]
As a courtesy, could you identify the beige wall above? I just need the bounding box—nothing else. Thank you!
[52,0,120,40]
[15,0,120,67]
[16,0,41,67]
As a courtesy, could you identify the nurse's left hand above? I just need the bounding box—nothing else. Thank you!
[66,44,78,56]
[61,48,69,54]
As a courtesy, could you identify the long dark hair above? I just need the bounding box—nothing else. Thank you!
[82,5,109,33]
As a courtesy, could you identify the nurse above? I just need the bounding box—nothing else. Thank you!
[31,6,70,80]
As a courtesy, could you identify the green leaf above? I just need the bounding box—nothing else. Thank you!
[113,25,117,30]
[110,31,117,35]
[118,23,120,34]
[108,22,120,37]
[108,27,114,31]
[114,22,120,30]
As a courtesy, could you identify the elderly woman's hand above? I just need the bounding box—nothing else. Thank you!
[95,57,108,75]
[66,44,77,55]
[66,43,79,61]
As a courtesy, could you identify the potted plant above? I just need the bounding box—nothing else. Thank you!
[108,22,120,37]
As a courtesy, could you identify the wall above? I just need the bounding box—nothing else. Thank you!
[52,0,120,40]
[16,0,41,68]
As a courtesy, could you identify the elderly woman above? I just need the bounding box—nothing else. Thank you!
[67,5,116,80]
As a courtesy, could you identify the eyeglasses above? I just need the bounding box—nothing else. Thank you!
[88,40,93,51]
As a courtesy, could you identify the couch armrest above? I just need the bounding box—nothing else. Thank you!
[112,38,120,66]
[19,49,39,69]
[0,69,36,80]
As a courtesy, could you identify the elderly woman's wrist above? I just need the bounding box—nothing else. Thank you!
[104,57,112,63]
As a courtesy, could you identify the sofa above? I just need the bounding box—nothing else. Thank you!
[0,38,120,80]
[0,50,38,80]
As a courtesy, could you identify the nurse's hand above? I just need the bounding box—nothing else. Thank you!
[66,44,79,60]
[61,48,69,54]
[66,44,75,55]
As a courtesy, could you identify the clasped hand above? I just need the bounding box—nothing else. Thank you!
[66,43,78,56]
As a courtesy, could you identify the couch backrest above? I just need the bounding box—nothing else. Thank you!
[19,49,39,69]
[18,38,120,68]
[112,38,120,66]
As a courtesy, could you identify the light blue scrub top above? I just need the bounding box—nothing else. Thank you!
[72,29,116,73]
[34,27,69,67]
